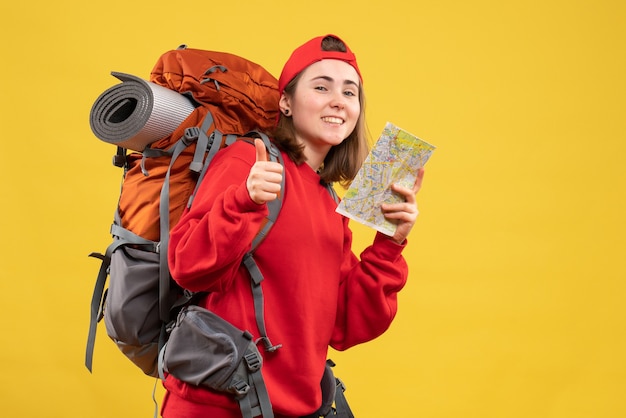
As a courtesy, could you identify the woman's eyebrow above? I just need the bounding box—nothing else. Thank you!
[311,75,360,87]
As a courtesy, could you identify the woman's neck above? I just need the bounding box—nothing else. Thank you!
[300,140,331,172]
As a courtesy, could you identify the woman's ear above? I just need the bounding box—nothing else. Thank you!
[279,94,291,116]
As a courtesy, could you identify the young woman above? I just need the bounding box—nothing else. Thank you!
[162,34,425,418]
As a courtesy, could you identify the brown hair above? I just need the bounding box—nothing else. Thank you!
[271,35,369,188]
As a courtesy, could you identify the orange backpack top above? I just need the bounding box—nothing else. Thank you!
[150,47,279,136]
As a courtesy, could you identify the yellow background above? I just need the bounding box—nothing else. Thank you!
[1,0,625,417]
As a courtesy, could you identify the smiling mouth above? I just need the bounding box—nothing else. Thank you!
[321,116,344,125]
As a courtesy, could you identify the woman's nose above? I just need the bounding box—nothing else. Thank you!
[330,92,346,109]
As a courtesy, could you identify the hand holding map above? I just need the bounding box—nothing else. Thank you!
[336,122,436,236]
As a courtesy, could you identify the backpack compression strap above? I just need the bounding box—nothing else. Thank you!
[152,112,214,322]
[241,133,285,352]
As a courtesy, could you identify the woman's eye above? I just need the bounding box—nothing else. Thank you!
[315,85,328,91]
[344,90,357,97]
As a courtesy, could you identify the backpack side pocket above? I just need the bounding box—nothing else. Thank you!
[104,246,161,376]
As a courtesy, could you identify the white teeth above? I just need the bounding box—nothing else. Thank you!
[322,117,343,124]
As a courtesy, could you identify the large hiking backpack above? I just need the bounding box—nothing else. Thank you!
[85,44,281,406]
[85,45,353,418]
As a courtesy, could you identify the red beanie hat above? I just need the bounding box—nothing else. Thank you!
[278,34,362,95]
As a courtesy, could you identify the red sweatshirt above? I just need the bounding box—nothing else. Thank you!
[163,140,409,417]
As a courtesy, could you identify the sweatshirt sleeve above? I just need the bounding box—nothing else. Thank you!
[167,143,269,293]
[330,218,409,351]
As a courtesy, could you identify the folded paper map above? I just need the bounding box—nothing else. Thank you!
[336,122,436,236]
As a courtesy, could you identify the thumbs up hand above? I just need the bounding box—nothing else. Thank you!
[246,138,284,204]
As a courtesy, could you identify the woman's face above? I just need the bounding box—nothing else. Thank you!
[282,59,361,152]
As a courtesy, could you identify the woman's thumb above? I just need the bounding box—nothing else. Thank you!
[254,138,268,162]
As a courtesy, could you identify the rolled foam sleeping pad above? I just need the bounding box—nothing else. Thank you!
[89,72,196,152]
